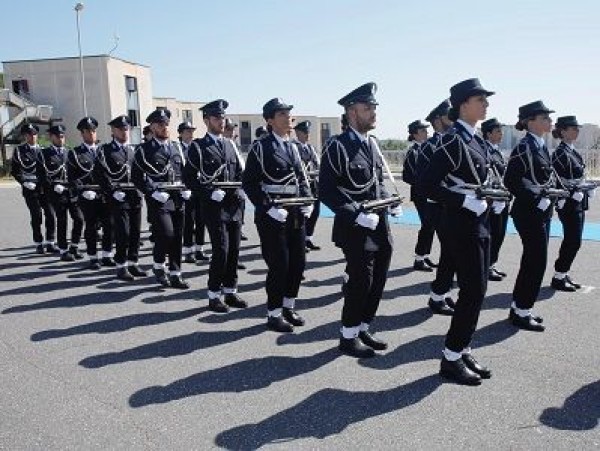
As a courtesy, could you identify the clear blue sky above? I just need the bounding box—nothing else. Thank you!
[2,0,599,138]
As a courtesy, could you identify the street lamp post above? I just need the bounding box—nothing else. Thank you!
[74,2,87,116]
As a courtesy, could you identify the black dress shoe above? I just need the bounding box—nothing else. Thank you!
[338,337,375,358]
[128,264,147,277]
[488,268,503,282]
[101,257,117,267]
[183,254,197,264]
[60,252,75,262]
[428,298,454,316]
[424,258,438,268]
[195,250,210,262]
[413,260,433,272]
[439,357,482,386]
[240,233,248,241]
[509,312,545,332]
[237,263,247,270]
[565,275,581,289]
[88,259,102,270]
[36,244,45,254]
[462,354,492,379]
[267,315,294,333]
[305,240,321,251]
[46,244,60,254]
[445,297,456,309]
[209,297,230,313]
[224,293,248,309]
[117,267,134,281]
[358,330,388,351]
[69,246,84,260]
[509,308,543,324]
[551,277,576,292]
[283,308,305,326]
[492,267,507,277]
[169,275,190,290]
[153,268,170,287]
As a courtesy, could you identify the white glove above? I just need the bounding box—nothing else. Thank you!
[491,200,506,214]
[300,204,314,217]
[355,212,379,230]
[588,188,596,198]
[556,199,566,209]
[572,191,584,202]
[152,191,170,203]
[267,206,288,223]
[462,195,488,216]
[211,189,226,203]
[181,190,192,200]
[82,190,96,201]
[537,197,551,211]
[112,191,126,202]
[23,182,36,190]
[53,184,65,194]
[389,205,403,217]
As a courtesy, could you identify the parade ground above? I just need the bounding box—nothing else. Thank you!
[0,183,598,450]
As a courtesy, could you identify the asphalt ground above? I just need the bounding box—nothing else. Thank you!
[0,181,598,450]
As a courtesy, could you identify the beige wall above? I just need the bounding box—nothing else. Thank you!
[2,55,152,146]
[152,97,207,141]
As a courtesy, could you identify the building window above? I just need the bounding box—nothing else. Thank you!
[128,110,139,127]
[12,79,30,96]
[321,122,331,147]
[182,109,193,124]
[240,121,252,150]
[125,76,137,92]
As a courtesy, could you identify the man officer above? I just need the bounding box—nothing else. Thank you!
[184,100,247,312]
[320,82,400,358]
[132,108,191,289]
[11,123,57,253]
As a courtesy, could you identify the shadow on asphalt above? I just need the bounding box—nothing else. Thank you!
[539,380,599,430]
[213,374,442,448]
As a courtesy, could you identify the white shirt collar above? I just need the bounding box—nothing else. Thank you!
[528,132,546,149]
[457,119,476,138]
[207,132,222,143]
[349,126,368,143]
[486,140,499,150]
[83,142,96,151]
[565,141,576,150]
[272,132,289,148]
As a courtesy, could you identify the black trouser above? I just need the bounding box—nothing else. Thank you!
[150,205,185,272]
[341,239,392,328]
[112,204,141,265]
[305,200,320,238]
[183,193,206,249]
[23,191,55,243]
[555,203,585,273]
[512,212,551,309]
[206,218,241,292]
[414,196,439,256]
[431,209,456,296]
[47,195,84,251]
[444,213,490,352]
[256,212,306,311]
[490,207,509,267]
[80,198,113,257]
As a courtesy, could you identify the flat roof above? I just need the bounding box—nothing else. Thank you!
[2,54,149,68]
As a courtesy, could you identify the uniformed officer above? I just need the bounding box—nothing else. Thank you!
[504,101,556,332]
[551,116,589,291]
[223,118,238,141]
[419,78,495,385]
[416,100,456,315]
[402,119,436,271]
[68,117,114,269]
[254,126,268,142]
[178,121,202,264]
[481,118,509,281]
[320,82,401,358]
[11,123,57,254]
[184,99,247,312]
[293,120,321,251]
[132,108,191,289]
[95,115,147,280]
[242,98,313,332]
[142,125,153,143]
[224,118,249,246]
[37,124,85,261]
